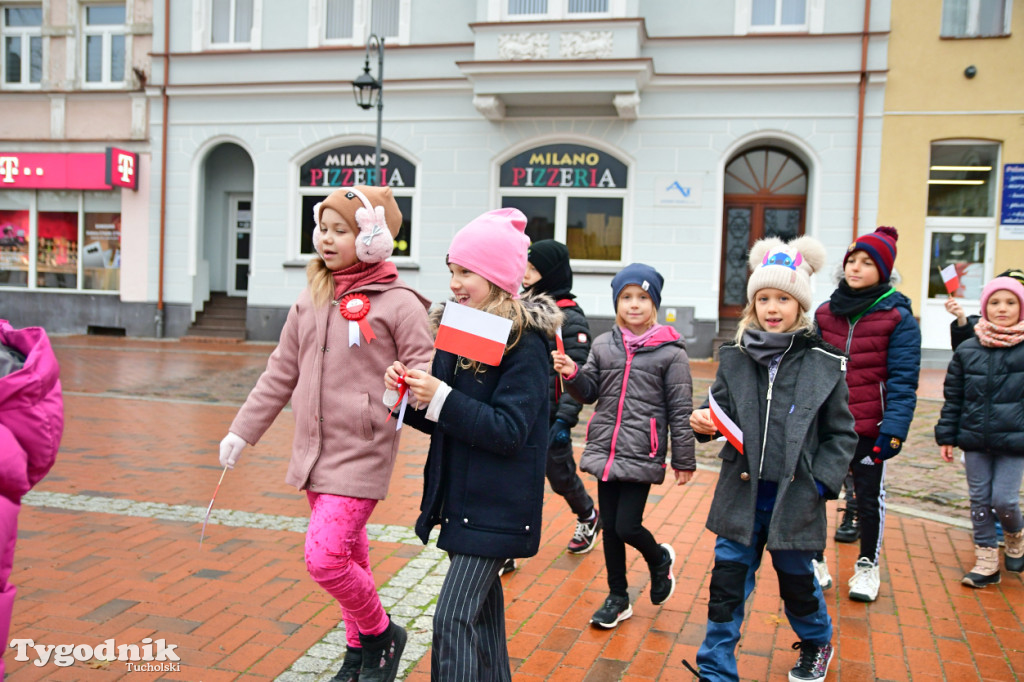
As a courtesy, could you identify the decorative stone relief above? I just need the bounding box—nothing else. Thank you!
[498,32,549,61]
[560,31,613,59]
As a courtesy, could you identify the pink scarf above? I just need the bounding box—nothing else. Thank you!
[620,323,667,355]
[332,261,398,300]
[974,318,1024,348]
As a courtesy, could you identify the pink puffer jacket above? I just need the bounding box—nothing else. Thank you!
[0,320,63,503]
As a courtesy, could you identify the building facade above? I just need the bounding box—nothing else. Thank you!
[878,0,1023,354]
[1,0,151,332]
[5,1,892,355]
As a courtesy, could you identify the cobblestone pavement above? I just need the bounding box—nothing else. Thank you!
[6,336,1022,681]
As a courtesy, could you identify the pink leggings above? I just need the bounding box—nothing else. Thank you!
[305,492,389,648]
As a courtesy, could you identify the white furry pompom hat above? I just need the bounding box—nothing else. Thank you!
[746,235,827,312]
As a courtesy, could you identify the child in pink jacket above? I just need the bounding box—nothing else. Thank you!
[217,186,433,682]
[0,320,63,679]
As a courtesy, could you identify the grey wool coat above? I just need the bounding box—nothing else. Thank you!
[704,334,857,551]
[564,326,695,484]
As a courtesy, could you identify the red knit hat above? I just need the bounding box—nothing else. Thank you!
[846,226,898,282]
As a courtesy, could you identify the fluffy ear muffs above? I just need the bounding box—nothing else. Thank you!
[353,196,394,263]
[311,201,325,260]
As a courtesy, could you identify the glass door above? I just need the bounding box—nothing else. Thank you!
[228,194,252,295]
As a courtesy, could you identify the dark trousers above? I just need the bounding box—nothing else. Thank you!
[850,436,886,564]
[597,479,663,596]
[431,554,510,682]
[546,440,595,520]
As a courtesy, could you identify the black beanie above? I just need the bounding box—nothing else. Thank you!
[525,240,573,299]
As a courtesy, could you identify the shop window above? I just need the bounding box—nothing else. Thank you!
[38,192,78,289]
[2,5,42,86]
[0,190,30,287]
[83,192,120,291]
[927,230,988,299]
[321,0,407,44]
[941,0,1010,38]
[211,0,253,45]
[298,144,417,259]
[499,143,627,263]
[84,4,126,86]
[928,142,999,217]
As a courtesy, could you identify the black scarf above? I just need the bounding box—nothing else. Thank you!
[828,281,893,319]
[741,329,802,367]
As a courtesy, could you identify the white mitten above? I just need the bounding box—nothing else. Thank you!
[219,432,247,469]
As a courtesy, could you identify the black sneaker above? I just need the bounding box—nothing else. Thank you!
[498,558,517,576]
[331,646,362,682]
[567,510,602,554]
[358,619,407,682]
[590,593,632,629]
[833,507,860,543]
[788,641,834,681]
[649,543,676,605]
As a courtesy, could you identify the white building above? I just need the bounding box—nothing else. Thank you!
[11,1,891,353]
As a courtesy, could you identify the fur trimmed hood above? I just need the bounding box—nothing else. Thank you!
[428,291,563,343]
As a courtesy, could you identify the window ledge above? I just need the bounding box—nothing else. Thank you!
[571,263,621,275]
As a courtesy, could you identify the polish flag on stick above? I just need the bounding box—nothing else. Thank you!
[555,327,565,355]
[939,264,960,297]
[708,389,744,455]
[435,302,513,367]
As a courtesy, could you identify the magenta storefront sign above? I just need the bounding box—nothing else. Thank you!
[0,152,120,190]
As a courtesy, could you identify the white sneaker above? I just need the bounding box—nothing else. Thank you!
[812,558,832,590]
[848,557,879,602]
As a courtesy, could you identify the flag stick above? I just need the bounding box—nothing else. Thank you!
[199,466,229,547]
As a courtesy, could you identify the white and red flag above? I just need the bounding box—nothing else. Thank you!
[555,327,565,355]
[434,302,513,367]
[708,389,744,455]
[940,264,960,296]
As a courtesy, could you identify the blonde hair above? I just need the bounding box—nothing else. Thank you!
[454,282,528,375]
[733,298,815,346]
[307,257,334,307]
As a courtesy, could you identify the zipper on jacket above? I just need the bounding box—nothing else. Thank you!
[603,350,633,481]
[649,417,658,457]
[757,336,794,481]
[844,319,858,355]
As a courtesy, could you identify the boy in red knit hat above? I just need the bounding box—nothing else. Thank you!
[814,226,921,603]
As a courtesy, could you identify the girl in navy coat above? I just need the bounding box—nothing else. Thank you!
[386,208,555,682]
[936,276,1024,587]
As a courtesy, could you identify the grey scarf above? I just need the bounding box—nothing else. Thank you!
[741,329,800,368]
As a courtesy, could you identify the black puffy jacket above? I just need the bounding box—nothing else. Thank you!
[935,337,1024,456]
[548,300,591,427]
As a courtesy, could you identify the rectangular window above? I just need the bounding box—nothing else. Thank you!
[751,0,806,27]
[2,5,42,86]
[83,192,120,291]
[941,0,1010,38]
[502,195,624,262]
[84,4,126,85]
[324,0,401,42]
[300,193,413,259]
[212,0,253,45]
[0,191,30,287]
[928,142,999,217]
[37,192,78,290]
[506,0,612,19]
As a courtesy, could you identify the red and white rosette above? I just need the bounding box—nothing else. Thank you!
[339,293,377,347]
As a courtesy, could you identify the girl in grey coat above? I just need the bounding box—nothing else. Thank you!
[686,237,856,682]
[553,263,695,630]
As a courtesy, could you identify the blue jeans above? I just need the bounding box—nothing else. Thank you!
[695,507,832,682]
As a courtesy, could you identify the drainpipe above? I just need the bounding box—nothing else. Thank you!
[851,0,872,241]
[155,0,170,337]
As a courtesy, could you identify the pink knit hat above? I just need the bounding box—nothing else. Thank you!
[980,276,1024,323]
[447,208,530,298]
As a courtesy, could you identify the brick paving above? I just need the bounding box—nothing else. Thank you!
[6,336,1022,680]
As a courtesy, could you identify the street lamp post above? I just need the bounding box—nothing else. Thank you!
[352,34,384,187]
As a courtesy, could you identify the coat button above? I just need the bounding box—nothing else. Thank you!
[525,525,530,531]
[740,472,750,481]
[463,518,469,523]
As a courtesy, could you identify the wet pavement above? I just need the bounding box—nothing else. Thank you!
[6,336,1022,681]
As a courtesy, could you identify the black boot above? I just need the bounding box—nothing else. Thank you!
[834,506,860,543]
[331,646,362,682]
[358,618,407,682]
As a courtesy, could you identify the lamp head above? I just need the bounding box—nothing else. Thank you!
[352,67,380,110]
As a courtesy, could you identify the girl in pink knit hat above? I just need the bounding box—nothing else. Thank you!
[217,186,434,682]
[385,207,560,681]
[936,275,1024,587]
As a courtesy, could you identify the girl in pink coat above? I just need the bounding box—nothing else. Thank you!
[0,320,63,679]
[218,186,434,682]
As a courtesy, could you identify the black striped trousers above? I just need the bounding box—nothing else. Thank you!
[431,553,511,682]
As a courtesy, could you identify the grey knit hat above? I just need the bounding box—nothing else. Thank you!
[746,236,827,312]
